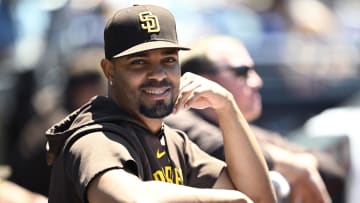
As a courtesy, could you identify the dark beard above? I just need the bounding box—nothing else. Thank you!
[139,79,176,118]
[140,99,174,118]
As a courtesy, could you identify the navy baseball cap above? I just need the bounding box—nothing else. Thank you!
[104,4,190,59]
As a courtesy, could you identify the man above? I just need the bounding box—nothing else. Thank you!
[165,35,343,203]
[45,5,276,203]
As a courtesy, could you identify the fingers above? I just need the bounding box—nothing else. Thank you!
[173,74,201,113]
[290,175,332,203]
[174,73,211,112]
[173,72,231,114]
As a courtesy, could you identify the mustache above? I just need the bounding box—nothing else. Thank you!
[140,79,172,88]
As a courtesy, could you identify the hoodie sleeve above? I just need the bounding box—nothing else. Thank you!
[63,131,140,203]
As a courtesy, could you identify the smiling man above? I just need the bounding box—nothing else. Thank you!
[104,49,180,120]
[45,4,276,203]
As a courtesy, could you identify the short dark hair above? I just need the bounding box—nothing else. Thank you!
[181,55,218,75]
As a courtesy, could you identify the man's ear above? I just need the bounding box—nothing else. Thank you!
[100,58,114,81]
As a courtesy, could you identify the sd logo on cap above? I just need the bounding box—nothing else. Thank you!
[104,4,189,59]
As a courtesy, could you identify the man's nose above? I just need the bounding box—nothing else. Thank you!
[148,64,167,81]
[247,71,263,89]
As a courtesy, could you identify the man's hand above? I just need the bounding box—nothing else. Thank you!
[275,153,332,203]
[174,72,233,113]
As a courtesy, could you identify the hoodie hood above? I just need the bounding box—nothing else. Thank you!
[45,96,147,165]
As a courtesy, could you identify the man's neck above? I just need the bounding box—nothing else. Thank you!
[140,116,164,134]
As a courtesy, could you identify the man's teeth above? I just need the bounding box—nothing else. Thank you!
[144,89,166,95]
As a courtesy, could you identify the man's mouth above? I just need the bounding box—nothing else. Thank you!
[142,87,171,99]
[144,88,168,95]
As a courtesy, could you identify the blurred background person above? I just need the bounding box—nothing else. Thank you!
[166,35,347,203]
[0,1,47,202]
[289,91,360,203]
[0,0,108,199]
[5,45,106,196]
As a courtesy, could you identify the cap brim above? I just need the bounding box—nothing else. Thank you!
[112,41,190,58]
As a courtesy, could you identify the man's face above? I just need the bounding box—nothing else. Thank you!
[109,48,181,119]
[215,67,263,122]
[208,42,263,122]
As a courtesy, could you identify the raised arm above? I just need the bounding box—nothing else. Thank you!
[173,72,277,203]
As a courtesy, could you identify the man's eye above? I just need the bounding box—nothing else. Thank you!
[165,57,177,63]
[232,66,251,77]
[131,59,145,65]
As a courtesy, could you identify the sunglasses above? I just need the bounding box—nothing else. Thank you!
[229,66,252,78]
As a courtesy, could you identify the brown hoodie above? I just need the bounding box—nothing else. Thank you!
[45,96,225,203]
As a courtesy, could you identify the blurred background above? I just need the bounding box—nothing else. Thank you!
[0,0,359,199]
